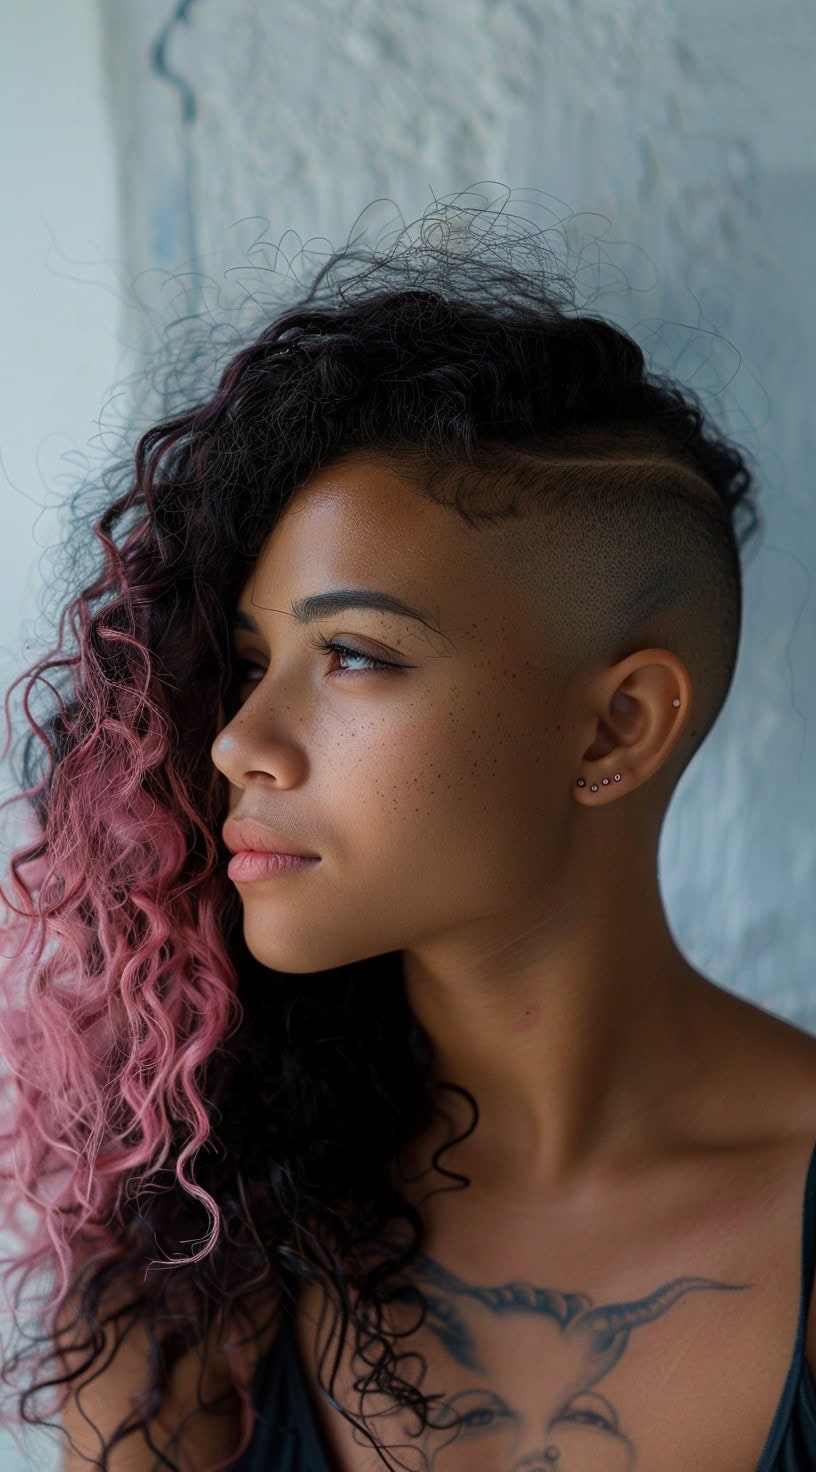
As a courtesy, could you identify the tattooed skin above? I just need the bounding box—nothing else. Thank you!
[350,1254,753,1471]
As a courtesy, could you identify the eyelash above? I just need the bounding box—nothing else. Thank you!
[233,633,398,685]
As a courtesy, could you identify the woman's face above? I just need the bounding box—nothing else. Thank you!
[211,448,580,977]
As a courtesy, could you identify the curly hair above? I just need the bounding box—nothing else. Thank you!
[0,199,761,1471]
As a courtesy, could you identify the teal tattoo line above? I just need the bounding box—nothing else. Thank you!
[413,1252,753,1386]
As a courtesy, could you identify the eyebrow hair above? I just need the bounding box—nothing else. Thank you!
[231,588,440,636]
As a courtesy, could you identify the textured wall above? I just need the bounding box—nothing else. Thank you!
[96,0,816,1036]
[0,5,121,1465]
[0,0,121,790]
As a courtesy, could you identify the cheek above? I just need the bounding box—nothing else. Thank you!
[362,694,522,826]
[335,672,552,839]
[408,679,562,853]
[430,673,547,793]
[329,700,484,842]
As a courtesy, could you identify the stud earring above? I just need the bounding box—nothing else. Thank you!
[576,698,682,791]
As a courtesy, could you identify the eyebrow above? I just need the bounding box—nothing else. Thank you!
[231,588,440,636]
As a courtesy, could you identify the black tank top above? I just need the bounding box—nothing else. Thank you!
[228,1138,816,1471]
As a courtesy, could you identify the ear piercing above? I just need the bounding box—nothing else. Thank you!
[576,697,682,793]
[576,775,620,791]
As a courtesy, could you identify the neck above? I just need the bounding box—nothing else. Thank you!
[399,871,719,1195]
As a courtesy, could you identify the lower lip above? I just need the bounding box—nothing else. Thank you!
[227,850,320,882]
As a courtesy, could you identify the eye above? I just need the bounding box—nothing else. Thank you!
[232,636,400,688]
[309,636,398,674]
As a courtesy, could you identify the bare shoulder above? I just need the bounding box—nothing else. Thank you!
[713,988,816,1376]
[767,1021,816,1381]
[763,1014,816,1378]
[700,980,816,1130]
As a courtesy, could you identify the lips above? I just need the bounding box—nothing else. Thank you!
[222,816,320,859]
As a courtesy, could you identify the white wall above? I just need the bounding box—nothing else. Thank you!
[0,0,122,790]
[0,4,120,1466]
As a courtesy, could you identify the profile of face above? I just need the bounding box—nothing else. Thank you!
[210,448,589,977]
[208,453,707,1470]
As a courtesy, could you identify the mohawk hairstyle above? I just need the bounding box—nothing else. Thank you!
[0,196,761,1471]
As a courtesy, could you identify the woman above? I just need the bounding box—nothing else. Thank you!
[1,205,812,1472]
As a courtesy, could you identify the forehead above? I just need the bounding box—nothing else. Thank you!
[240,451,502,621]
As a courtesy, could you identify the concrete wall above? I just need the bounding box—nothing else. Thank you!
[0,0,122,753]
[0,8,120,1461]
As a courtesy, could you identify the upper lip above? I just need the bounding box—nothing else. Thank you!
[222,816,320,858]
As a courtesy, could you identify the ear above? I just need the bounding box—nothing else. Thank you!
[573,647,691,803]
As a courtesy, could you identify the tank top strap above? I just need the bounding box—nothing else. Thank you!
[800,1135,816,1321]
[752,1140,816,1472]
